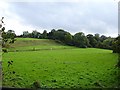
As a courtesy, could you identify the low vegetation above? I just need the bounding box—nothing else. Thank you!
[19,29,114,50]
[1,17,120,89]
[2,38,119,88]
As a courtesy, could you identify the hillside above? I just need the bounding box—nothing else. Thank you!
[2,38,119,88]
[8,38,76,52]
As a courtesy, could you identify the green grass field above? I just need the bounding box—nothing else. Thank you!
[2,38,119,88]
[8,38,75,52]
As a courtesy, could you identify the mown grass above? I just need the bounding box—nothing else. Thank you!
[2,47,118,88]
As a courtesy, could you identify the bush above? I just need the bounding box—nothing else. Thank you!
[32,81,41,89]
[2,48,8,53]
[116,54,120,68]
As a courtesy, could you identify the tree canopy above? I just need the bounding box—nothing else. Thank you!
[19,29,117,50]
[1,17,118,51]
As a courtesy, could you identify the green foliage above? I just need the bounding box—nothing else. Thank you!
[48,29,56,40]
[116,54,120,68]
[2,48,8,53]
[2,60,18,87]
[21,29,115,50]
[42,30,47,39]
[73,32,88,48]
[0,17,16,47]
[112,35,120,53]
[87,34,97,47]
[102,38,114,49]
[100,35,107,42]
[23,31,29,38]
[64,32,73,45]
[32,81,41,89]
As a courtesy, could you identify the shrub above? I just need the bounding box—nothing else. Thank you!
[2,48,8,53]
[33,81,41,89]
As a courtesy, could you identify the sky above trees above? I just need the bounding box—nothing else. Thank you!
[0,0,118,37]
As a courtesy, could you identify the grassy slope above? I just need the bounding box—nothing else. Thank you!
[8,38,75,51]
[2,38,119,88]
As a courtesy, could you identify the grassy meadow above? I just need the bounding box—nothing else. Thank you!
[2,38,119,88]
[8,38,75,52]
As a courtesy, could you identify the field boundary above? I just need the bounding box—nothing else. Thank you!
[8,47,76,52]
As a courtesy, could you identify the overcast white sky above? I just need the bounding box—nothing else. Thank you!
[0,0,119,37]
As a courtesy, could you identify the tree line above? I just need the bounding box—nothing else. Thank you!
[16,29,115,50]
[0,17,119,53]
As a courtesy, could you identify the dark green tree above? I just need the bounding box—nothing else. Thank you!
[51,29,67,43]
[73,32,88,48]
[48,29,56,40]
[112,35,120,53]
[94,33,102,48]
[32,30,40,38]
[100,35,108,42]
[6,30,16,43]
[64,32,73,45]
[102,38,114,49]
[42,30,48,39]
[23,31,29,38]
[87,34,97,47]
